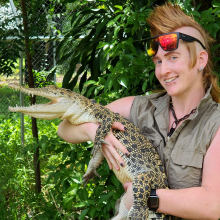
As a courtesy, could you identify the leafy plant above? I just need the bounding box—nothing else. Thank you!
[57,0,162,99]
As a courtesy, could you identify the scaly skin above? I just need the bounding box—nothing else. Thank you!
[8,83,171,220]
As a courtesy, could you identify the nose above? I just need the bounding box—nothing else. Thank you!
[156,46,171,76]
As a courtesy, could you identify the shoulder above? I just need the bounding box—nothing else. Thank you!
[130,91,168,123]
[131,91,168,112]
[106,96,135,119]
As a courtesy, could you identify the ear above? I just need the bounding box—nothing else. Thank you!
[197,50,208,71]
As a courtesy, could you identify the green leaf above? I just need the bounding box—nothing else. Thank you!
[84,80,97,86]
[110,174,120,188]
[96,42,109,50]
[212,44,220,53]
[118,77,128,88]
[63,196,74,204]
[191,11,201,17]
[106,76,113,92]
[149,71,155,86]
[142,81,148,93]
[96,17,108,36]
[114,26,121,39]
[123,54,134,60]
[63,180,70,193]
[106,20,115,27]
[97,191,114,205]
[213,3,220,7]
[79,208,90,220]
[114,14,123,22]
[62,151,69,161]
[89,207,96,218]
[94,86,102,96]
[114,5,123,10]
[74,202,87,208]
[77,188,88,201]
[94,185,105,197]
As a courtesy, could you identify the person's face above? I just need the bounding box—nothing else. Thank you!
[152,27,204,98]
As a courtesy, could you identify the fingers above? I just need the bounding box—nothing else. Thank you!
[100,122,130,171]
[112,122,125,131]
[109,128,130,156]
[102,146,113,170]
[102,129,130,170]
[102,143,121,171]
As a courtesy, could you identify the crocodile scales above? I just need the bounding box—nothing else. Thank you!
[8,83,171,220]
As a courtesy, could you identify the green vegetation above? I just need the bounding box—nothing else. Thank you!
[0,112,124,219]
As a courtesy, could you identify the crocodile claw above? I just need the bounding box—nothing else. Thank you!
[100,139,110,146]
[82,169,101,186]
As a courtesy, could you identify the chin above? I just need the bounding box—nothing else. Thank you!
[166,89,180,97]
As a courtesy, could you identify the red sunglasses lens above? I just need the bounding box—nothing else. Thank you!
[158,33,178,50]
[146,33,178,56]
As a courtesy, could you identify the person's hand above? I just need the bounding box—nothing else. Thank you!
[123,182,133,210]
[102,122,130,170]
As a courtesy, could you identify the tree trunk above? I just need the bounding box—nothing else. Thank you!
[20,0,41,194]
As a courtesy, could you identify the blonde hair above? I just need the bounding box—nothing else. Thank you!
[146,2,220,103]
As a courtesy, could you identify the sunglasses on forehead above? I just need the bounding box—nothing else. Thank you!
[145,32,206,57]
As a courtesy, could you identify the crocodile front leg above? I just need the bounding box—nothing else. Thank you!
[91,115,114,157]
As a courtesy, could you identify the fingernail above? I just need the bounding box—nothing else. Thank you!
[120,163,124,167]
[125,153,130,157]
[124,127,127,130]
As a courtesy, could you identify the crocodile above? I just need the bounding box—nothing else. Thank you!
[8,83,171,220]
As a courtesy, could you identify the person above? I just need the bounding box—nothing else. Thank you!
[57,2,220,220]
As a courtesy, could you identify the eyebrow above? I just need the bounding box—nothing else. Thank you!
[152,51,181,61]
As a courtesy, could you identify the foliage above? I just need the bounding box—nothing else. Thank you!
[182,0,220,74]
[57,0,161,99]
[0,112,124,219]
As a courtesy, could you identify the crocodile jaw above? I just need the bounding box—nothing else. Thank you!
[8,101,72,119]
[8,83,73,119]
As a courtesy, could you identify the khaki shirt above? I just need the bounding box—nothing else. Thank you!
[130,87,220,219]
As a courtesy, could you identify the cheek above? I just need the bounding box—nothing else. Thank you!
[155,68,161,80]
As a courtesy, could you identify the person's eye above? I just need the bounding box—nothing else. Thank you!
[154,60,162,65]
[170,56,178,60]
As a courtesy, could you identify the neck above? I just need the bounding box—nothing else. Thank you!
[170,86,205,119]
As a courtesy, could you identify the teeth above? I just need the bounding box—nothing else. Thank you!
[165,77,178,83]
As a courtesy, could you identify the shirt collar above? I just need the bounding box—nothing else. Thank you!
[149,85,214,114]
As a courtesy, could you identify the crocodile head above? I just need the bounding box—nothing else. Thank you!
[8,83,77,120]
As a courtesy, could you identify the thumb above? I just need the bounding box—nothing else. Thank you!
[124,182,132,192]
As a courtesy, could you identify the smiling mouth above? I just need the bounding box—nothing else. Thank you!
[164,76,178,83]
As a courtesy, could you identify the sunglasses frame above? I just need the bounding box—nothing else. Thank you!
[145,32,206,56]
